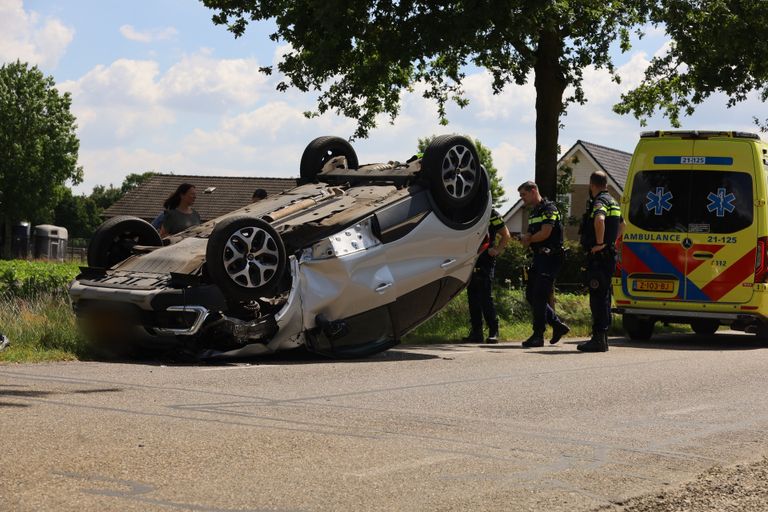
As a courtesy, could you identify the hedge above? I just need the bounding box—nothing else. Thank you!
[0,260,81,297]
[495,239,588,292]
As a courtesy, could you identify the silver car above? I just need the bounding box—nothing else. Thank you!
[69,135,492,359]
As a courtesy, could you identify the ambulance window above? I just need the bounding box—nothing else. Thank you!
[628,170,753,234]
[688,171,752,234]
[628,171,690,232]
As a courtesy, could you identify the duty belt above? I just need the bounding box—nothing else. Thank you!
[533,247,563,256]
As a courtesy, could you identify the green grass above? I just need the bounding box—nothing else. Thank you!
[0,291,89,363]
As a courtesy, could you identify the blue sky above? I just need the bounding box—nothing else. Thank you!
[3,1,765,209]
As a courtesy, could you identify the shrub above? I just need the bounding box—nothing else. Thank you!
[0,260,80,298]
[495,239,587,293]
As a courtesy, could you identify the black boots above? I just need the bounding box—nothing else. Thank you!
[577,332,609,352]
[522,334,545,348]
[550,322,570,345]
[462,331,483,343]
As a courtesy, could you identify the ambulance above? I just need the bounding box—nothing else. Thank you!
[614,131,768,340]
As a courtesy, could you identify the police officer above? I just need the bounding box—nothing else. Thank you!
[463,209,511,343]
[578,171,624,352]
[519,181,570,347]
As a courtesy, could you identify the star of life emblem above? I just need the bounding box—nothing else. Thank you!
[645,187,673,216]
[706,188,736,217]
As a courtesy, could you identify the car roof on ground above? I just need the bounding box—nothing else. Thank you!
[103,174,300,222]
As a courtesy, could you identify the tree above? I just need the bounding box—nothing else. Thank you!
[418,135,505,207]
[202,0,651,199]
[615,0,768,130]
[52,188,102,240]
[89,185,123,210]
[0,61,82,258]
[120,171,157,194]
[52,173,157,240]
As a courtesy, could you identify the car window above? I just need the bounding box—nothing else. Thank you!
[629,170,753,234]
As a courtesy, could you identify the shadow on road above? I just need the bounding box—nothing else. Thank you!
[609,331,767,351]
[98,345,441,367]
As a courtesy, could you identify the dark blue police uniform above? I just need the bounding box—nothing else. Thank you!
[579,190,622,351]
[525,199,567,343]
[466,209,505,342]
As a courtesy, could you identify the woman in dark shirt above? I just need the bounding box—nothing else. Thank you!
[159,183,202,236]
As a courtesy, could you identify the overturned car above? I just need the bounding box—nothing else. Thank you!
[68,135,492,358]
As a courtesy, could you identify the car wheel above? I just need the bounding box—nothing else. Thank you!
[622,315,654,341]
[87,216,162,268]
[299,136,358,182]
[206,215,287,301]
[690,318,719,336]
[422,135,482,210]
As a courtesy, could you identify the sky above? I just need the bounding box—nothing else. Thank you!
[2,0,765,211]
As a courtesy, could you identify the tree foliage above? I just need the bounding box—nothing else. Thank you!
[202,0,651,199]
[51,172,158,240]
[615,0,768,130]
[417,135,505,207]
[120,171,157,194]
[0,61,82,257]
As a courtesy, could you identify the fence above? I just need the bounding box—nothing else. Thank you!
[65,246,88,263]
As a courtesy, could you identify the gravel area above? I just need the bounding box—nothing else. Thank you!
[601,456,768,512]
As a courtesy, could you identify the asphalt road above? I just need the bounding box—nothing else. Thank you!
[2,331,768,512]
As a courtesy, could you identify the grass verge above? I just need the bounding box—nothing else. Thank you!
[0,291,88,363]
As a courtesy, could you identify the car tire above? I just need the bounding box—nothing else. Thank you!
[87,216,162,268]
[690,318,719,336]
[299,136,358,182]
[206,215,287,301]
[622,315,654,341]
[421,135,482,210]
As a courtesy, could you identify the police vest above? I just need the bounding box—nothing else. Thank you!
[528,199,563,252]
[580,191,621,249]
[476,209,505,271]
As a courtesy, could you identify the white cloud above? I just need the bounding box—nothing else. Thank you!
[77,147,189,191]
[461,71,536,122]
[0,0,74,68]
[160,50,270,110]
[59,51,273,148]
[119,24,178,43]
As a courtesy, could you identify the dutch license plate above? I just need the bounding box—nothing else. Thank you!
[632,280,674,292]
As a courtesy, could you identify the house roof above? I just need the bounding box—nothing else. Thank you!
[576,140,632,189]
[103,174,299,222]
[503,198,523,223]
[502,139,632,223]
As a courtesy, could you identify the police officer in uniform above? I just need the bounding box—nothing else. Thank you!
[463,209,511,343]
[518,181,570,347]
[578,171,624,352]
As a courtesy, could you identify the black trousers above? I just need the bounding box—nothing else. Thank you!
[467,268,498,335]
[587,251,617,334]
[525,252,564,335]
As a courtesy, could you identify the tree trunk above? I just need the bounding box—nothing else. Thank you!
[533,27,566,201]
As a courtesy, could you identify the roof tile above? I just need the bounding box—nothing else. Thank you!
[103,174,299,222]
